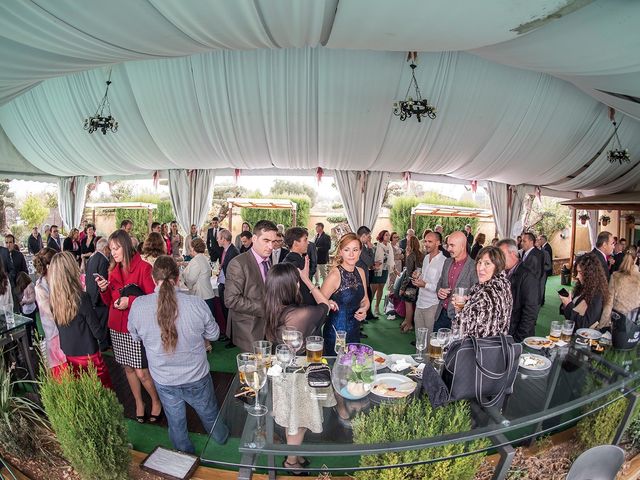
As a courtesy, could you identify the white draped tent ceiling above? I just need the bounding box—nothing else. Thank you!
[1,0,640,196]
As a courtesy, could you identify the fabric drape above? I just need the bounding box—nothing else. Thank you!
[586,209,598,249]
[168,169,216,234]
[486,182,526,239]
[335,170,389,231]
[57,176,91,230]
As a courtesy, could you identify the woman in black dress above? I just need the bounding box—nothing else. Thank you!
[63,228,82,265]
[80,223,97,268]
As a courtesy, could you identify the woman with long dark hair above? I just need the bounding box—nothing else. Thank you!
[128,256,228,453]
[96,229,161,423]
[264,260,336,345]
[0,259,12,310]
[141,232,167,267]
[63,228,82,264]
[169,221,183,260]
[560,253,610,330]
[48,252,112,388]
[161,223,172,256]
[399,236,425,333]
[321,233,369,355]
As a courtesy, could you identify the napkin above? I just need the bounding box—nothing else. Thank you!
[602,331,612,340]
[390,359,412,372]
[267,364,283,377]
[420,363,449,408]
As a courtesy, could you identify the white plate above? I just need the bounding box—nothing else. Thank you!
[371,373,417,399]
[519,353,552,371]
[576,328,602,340]
[523,336,555,350]
[374,351,389,369]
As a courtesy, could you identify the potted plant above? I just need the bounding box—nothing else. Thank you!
[626,215,636,224]
[600,214,610,226]
[578,212,590,225]
[332,343,375,399]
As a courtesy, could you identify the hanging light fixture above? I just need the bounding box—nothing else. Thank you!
[607,108,629,164]
[393,52,436,122]
[84,70,118,135]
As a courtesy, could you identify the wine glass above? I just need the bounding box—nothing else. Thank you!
[335,330,347,355]
[438,328,452,356]
[253,340,273,368]
[237,353,268,417]
[415,327,428,362]
[282,327,303,358]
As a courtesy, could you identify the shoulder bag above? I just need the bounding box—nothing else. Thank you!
[611,307,640,350]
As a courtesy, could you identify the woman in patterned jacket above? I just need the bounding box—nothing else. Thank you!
[455,246,513,338]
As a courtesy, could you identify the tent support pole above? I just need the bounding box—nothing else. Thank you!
[147,208,152,233]
[569,208,577,267]
[618,210,622,239]
[228,203,233,234]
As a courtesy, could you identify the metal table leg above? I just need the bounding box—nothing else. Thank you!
[491,440,516,480]
[237,453,256,480]
[613,388,640,445]
[18,329,37,382]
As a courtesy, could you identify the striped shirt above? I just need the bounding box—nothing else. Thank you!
[128,288,219,386]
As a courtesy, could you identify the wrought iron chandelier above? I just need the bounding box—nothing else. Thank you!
[84,70,118,135]
[607,110,629,164]
[393,54,436,123]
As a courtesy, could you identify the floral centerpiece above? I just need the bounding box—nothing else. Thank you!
[332,343,375,400]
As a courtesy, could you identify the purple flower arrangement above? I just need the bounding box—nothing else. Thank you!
[337,343,375,385]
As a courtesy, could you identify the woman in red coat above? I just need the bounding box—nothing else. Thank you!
[97,230,162,423]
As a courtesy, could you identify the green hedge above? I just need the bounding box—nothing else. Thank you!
[240,196,310,229]
[115,197,175,242]
[352,398,488,480]
[390,194,479,237]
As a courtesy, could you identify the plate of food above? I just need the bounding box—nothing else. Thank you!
[576,328,602,341]
[523,337,555,350]
[374,351,389,369]
[519,353,552,372]
[371,373,417,399]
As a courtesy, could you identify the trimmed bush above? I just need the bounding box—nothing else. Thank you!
[241,195,310,229]
[40,365,130,480]
[390,194,479,237]
[115,195,175,242]
[352,397,489,480]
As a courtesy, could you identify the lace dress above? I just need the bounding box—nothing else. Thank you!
[323,265,365,355]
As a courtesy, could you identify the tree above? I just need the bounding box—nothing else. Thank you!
[44,191,58,209]
[270,180,316,206]
[109,181,134,201]
[0,182,15,235]
[20,195,49,228]
[526,197,570,238]
[211,183,248,221]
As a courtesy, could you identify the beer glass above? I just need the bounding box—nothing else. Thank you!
[253,340,273,369]
[452,287,468,312]
[549,321,562,342]
[428,332,443,362]
[561,320,575,342]
[415,327,428,361]
[306,336,324,363]
[335,330,347,355]
[236,353,268,416]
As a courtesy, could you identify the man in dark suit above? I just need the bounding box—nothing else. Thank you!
[434,231,479,331]
[206,217,222,263]
[85,237,110,346]
[270,232,289,266]
[283,227,316,306]
[498,239,540,342]
[611,238,626,274]
[4,234,28,287]
[224,220,277,352]
[313,223,332,285]
[217,228,239,346]
[592,230,614,279]
[463,224,474,249]
[307,240,318,279]
[47,224,62,252]
[537,235,553,305]
[27,227,43,255]
[399,228,415,253]
[521,232,545,305]
[356,226,377,323]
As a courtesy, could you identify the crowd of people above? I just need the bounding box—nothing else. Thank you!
[2,214,639,461]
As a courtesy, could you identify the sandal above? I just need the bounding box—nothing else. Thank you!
[149,408,164,423]
[282,459,309,476]
[298,457,310,467]
[136,415,146,424]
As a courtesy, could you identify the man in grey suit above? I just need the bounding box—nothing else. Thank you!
[433,231,479,331]
[85,237,110,347]
[224,220,278,352]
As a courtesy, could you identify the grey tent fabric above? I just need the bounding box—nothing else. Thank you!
[486,182,527,239]
[168,169,216,234]
[335,170,389,231]
[57,176,92,230]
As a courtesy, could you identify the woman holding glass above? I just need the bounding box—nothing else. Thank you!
[321,233,369,355]
[399,236,425,333]
[169,221,184,260]
[559,253,609,330]
[455,246,512,338]
[264,259,337,346]
[387,232,403,291]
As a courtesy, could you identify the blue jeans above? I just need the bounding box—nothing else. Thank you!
[154,374,229,454]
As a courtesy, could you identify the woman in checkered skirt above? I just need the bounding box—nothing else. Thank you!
[97,229,162,423]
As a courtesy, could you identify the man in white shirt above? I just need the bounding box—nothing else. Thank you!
[410,232,447,337]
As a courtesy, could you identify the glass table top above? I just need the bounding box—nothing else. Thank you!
[0,312,34,335]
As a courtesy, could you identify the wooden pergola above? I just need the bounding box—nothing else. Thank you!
[561,192,640,264]
[410,203,493,229]
[84,202,158,232]
[227,198,297,232]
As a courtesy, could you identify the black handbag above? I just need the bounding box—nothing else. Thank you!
[119,283,146,298]
[442,334,522,407]
[611,307,640,351]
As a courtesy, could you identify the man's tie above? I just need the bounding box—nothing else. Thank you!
[261,259,271,280]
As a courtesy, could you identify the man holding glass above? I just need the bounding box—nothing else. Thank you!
[410,232,446,338]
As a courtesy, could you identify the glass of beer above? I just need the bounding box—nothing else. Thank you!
[452,287,468,312]
[549,321,562,342]
[306,336,324,363]
[237,353,268,416]
[561,320,575,342]
[335,330,347,355]
[428,332,443,362]
[415,327,429,361]
[253,340,273,369]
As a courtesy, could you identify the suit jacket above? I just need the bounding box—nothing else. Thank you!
[28,233,42,254]
[611,251,625,274]
[283,251,316,306]
[8,249,28,285]
[220,244,239,277]
[438,245,451,258]
[224,251,267,351]
[0,247,16,287]
[314,232,332,264]
[206,227,222,262]
[85,252,109,308]
[590,248,610,280]
[522,247,544,280]
[507,262,540,342]
[435,256,478,320]
[307,242,318,277]
[47,235,62,252]
[542,243,553,276]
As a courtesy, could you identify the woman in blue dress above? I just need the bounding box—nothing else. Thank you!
[321,233,369,355]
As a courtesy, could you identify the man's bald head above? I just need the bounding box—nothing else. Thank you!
[447,231,468,260]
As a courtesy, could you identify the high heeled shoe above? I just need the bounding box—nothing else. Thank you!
[282,459,309,476]
[148,408,164,423]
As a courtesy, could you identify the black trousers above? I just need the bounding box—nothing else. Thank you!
[433,308,452,331]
